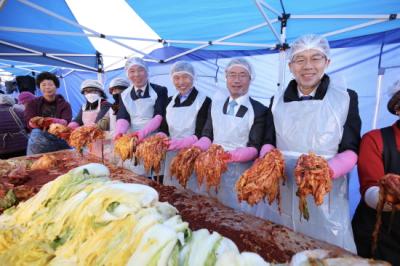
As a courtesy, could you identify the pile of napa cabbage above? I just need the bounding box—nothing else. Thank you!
[0,163,269,266]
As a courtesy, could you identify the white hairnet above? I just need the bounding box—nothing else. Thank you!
[109,77,130,88]
[289,34,330,61]
[170,61,195,78]
[124,57,148,73]
[0,94,15,105]
[80,79,103,92]
[225,58,254,79]
[388,80,400,96]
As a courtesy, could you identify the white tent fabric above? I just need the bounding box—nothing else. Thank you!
[65,0,162,70]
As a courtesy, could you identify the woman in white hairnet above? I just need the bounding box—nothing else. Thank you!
[157,61,211,186]
[68,79,111,130]
[114,57,168,176]
[258,34,361,252]
[352,81,400,264]
[191,58,274,212]
[107,77,130,136]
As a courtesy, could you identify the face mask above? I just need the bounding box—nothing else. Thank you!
[85,93,101,103]
[112,94,120,104]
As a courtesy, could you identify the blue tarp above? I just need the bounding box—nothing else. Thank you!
[129,0,400,47]
[0,0,98,70]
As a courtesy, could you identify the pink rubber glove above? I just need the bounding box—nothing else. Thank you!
[28,120,39,129]
[168,135,198,151]
[49,118,67,126]
[328,150,358,179]
[113,119,130,140]
[259,144,275,158]
[68,121,80,130]
[227,147,258,163]
[134,115,163,142]
[192,136,212,151]
[156,132,168,138]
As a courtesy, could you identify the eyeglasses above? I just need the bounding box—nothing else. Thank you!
[291,55,327,66]
[227,72,250,80]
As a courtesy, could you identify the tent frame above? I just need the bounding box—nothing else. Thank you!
[2,0,397,68]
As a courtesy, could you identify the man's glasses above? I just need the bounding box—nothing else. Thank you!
[291,55,327,66]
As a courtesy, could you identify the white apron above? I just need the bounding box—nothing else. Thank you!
[163,91,206,187]
[188,96,256,212]
[256,82,356,252]
[81,101,105,158]
[108,109,117,137]
[120,84,157,133]
[120,84,157,176]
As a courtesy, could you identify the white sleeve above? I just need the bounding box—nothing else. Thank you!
[364,186,392,211]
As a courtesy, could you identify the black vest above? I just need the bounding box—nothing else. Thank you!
[352,122,400,265]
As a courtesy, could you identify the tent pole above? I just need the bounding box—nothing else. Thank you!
[0,63,42,74]
[255,0,282,44]
[164,20,277,62]
[0,39,98,72]
[62,75,70,102]
[0,26,278,48]
[277,12,289,93]
[372,41,386,130]
[290,14,399,19]
[258,0,281,17]
[322,20,387,38]
[372,68,385,129]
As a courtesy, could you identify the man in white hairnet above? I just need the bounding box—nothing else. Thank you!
[191,58,275,212]
[258,34,361,252]
[158,61,211,187]
[352,80,400,264]
[114,57,168,176]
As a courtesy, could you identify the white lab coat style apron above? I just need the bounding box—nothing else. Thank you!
[82,101,104,157]
[120,84,157,175]
[188,95,255,212]
[257,82,356,252]
[163,92,206,188]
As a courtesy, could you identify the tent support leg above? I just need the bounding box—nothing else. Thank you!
[372,68,385,129]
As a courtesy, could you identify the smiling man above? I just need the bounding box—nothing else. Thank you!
[258,34,361,252]
[114,57,168,176]
[191,58,275,211]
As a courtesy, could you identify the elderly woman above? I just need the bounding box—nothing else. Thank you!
[158,61,211,186]
[0,94,28,158]
[191,58,272,211]
[68,79,111,130]
[258,34,361,252]
[114,57,168,175]
[352,81,400,265]
[25,72,72,155]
